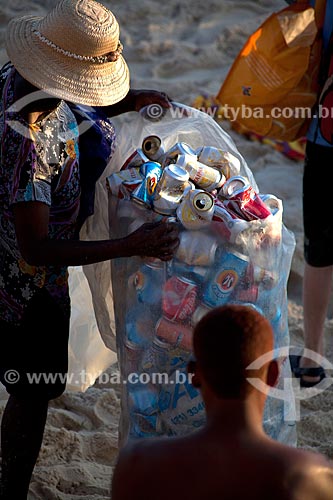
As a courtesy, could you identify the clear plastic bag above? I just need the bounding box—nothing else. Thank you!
[84,103,297,446]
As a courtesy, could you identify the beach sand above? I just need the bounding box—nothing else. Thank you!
[0,0,333,498]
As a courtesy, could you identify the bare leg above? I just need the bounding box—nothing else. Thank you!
[301,263,333,382]
[0,395,48,500]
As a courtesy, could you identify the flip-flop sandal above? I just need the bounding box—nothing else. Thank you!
[289,354,326,388]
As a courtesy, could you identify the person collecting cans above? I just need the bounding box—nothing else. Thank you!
[0,1,180,498]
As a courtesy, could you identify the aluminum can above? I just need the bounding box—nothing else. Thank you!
[142,336,172,373]
[121,148,150,169]
[156,316,193,351]
[172,260,210,283]
[131,161,163,208]
[253,265,279,290]
[162,276,198,323]
[106,168,143,198]
[128,384,158,415]
[176,189,214,230]
[160,142,197,167]
[259,194,282,217]
[133,261,165,305]
[221,176,271,221]
[124,338,144,375]
[212,200,249,243]
[195,146,241,179]
[175,230,218,266]
[142,135,165,161]
[191,302,212,326]
[203,250,249,307]
[153,164,190,215]
[177,154,225,191]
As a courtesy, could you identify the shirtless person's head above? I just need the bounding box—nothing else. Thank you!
[111,304,333,500]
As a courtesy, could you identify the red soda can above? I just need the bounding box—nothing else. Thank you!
[221,176,271,221]
[212,200,248,243]
[162,276,198,322]
[155,316,193,351]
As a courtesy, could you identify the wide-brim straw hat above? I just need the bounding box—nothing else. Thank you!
[5,0,130,106]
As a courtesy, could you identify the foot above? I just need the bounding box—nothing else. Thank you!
[289,354,326,387]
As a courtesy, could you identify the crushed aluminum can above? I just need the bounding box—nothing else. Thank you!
[195,146,241,179]
[176,154,225,192]
[142,336,172,373]
[156,316,193,351]
[106,168,143,199]
[142,135,165,162]
[260,194,282,217]
[176,189,215,230]
[212,200,249,243]
[121,148,150,169]
[221,176,272,221]
[160,142,197,167]
[153,164,190,215]
[252,265,279,290]
[131,161,163,208]
[203,249,249,307]
[175,230,218,266]
[191,302,212,326]
[162,276,198,323]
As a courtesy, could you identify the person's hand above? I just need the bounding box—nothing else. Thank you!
[124,220,180,261]
[131,89,172,113]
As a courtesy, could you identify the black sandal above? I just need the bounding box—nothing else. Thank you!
[289,354,326,388]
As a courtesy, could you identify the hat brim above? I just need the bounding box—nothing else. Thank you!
[5,15,130,107]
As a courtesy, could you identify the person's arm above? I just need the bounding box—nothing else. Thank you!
[13,201,179,266]
[101,88,171,117]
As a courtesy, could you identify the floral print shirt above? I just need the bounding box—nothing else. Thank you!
[0,63,115,325]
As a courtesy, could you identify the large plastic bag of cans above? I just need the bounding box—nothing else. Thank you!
[102,103,297,447]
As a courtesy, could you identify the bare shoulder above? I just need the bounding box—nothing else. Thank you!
[111,437,176,500]
[284,448,333,500]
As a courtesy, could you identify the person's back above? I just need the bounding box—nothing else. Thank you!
[111,305,333,500]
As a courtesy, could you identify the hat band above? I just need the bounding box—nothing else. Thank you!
[32,29,123,63]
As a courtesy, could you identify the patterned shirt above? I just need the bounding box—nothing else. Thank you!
[0,63,115,325]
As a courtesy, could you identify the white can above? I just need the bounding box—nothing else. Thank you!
[106,168,143,198]
[153,164,190,215]
[195,146,241,179]
[176,189,214,230]
[176,154,225,191]
[160,142,197,167]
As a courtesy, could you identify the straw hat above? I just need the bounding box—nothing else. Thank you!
[5,0,130,106]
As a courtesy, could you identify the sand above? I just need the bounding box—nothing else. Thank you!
[0,0,333,498]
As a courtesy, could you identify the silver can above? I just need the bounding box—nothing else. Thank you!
[191,302,212,326]
[153,164,190,215]
[177,154,225,191]
[160,142,197,167]
[176,189,214,230]
[142,135,165,162]
[121,148,150,169]
[195,146,241,179]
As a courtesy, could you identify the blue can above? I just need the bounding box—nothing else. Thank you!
[133,261,165,305]
[203,250,249,307]
[131,161,163,208]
